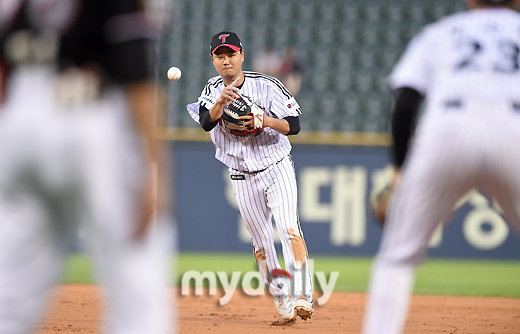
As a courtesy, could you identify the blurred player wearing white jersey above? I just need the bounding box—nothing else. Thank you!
[0,1,173,333]
[187,31,313,321]
[363,0,520,333]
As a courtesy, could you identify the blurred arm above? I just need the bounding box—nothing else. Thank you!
[126,81,168,240]
[390,87,423,169]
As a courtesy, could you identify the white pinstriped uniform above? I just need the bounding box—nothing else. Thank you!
[194,71,300,172]
[364,8,520,334]
[187,71,313,302]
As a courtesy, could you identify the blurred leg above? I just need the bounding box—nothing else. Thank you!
[80,113,172,334]
[85,215,172,334]
[363,128,479,334]
[483,115,520,235]
[0,191,65,334]
[0,117,67,334]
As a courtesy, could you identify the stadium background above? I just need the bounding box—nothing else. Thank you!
[154,0,519,259]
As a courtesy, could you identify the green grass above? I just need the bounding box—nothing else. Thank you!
[61,255,96,284]
[414,259,520,297]
[60,252,520,298]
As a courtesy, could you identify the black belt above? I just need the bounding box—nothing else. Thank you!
[233,156,288,175]
[233,167,267,175]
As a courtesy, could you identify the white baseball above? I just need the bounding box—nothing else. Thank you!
[167,67,182,81]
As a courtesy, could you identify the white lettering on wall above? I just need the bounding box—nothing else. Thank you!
[299,166,367,246]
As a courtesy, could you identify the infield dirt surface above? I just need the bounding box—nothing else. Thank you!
[36,285,520,333]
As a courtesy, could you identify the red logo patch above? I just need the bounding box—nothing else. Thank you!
[287,104,292,108]
[219,34,230,43]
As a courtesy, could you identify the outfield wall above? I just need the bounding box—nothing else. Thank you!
[172,141,520,259]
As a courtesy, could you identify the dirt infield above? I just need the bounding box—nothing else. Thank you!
[36,285,520,333]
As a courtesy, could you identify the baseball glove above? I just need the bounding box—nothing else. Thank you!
[221,95,264,136]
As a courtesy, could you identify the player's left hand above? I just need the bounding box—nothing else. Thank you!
[133,158,169,240]
[371,167,400,227]
[239,103,264,130]
[222,95,265,136]
[239,114,254,129]
[135,180,155,239]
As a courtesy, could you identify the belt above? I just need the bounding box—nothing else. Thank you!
[233,167,267,175]
[444,100,520,111]
[444,100,462,109]
[232,156,288,175]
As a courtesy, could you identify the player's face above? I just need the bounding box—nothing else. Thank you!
[211,47,244,79]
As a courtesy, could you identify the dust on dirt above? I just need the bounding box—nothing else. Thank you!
[36,285,520,334]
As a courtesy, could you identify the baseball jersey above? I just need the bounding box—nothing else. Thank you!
[0,0,151,89]
[364,7,520,334]
[0,1,172,334]
[187,71,302,172]
[388,8,520,114]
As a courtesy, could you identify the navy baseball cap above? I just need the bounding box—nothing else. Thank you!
[210,31,242,54]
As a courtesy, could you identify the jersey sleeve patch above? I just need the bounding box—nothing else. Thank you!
[198,95,217,110]
[285,97,302,115]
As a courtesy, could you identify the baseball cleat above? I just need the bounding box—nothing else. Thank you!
[273,294,294,320]
[294,297,313,321]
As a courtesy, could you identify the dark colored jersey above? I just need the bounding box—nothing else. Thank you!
[0,0,152,85]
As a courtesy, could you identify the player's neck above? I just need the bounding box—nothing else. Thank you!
[467,0,517,10]
[222,73,244,87]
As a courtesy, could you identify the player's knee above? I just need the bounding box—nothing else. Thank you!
[287,228,308,269]
[254,248,267,263]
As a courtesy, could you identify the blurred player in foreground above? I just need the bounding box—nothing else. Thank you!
[0,1,173,333]
[363,0,520,333]
[187,31,313,322]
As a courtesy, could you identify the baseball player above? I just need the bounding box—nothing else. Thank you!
[363,0,520,333]
[186,31,313,321]
[0,1,172,333]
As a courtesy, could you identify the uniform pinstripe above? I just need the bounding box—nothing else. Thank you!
[363,5,520,334]
[187,71,312,305]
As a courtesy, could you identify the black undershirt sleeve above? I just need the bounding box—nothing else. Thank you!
[199,105,219,131]
[391,87,424,169]
[284,116,300,135]
[199,104,300,135]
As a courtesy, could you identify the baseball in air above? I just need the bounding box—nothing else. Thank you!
[167,66,182,81]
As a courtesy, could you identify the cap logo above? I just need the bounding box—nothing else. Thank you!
[219,34,230,43]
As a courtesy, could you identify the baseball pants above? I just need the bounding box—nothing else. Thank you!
[229,155,313,301]
[363,101,520,334]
